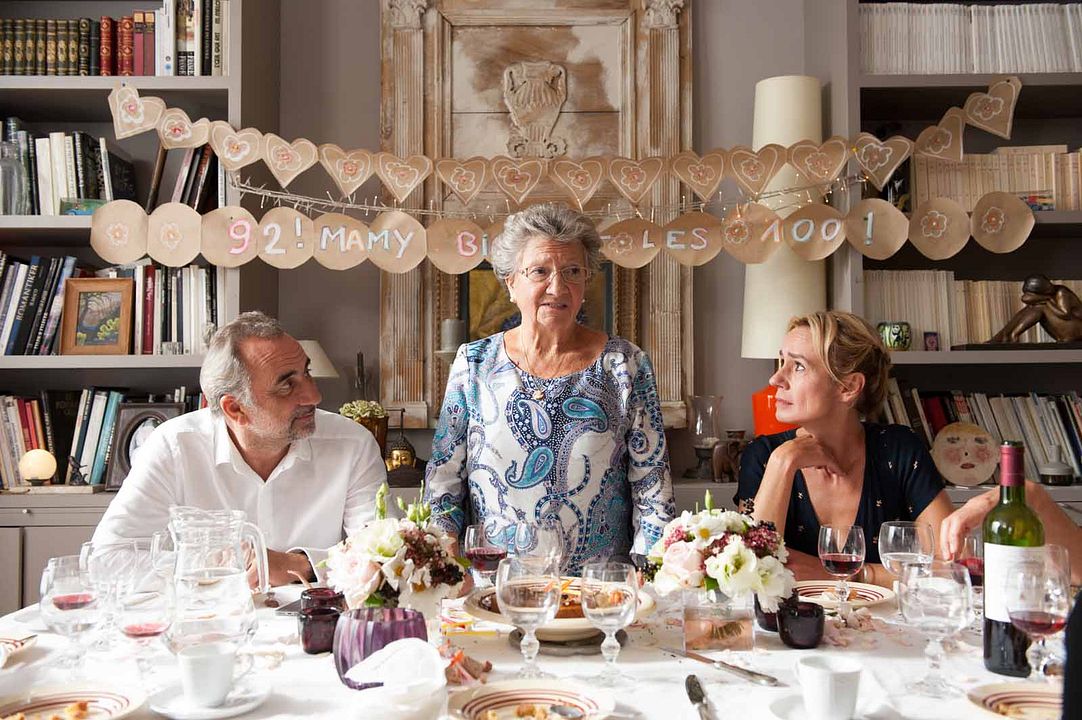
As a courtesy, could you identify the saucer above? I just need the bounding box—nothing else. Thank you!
[770,694,897,720]
[148,680,270,720]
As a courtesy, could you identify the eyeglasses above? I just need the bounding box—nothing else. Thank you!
[519,265,590,285]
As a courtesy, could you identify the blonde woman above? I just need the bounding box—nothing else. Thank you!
[736,311,954,585]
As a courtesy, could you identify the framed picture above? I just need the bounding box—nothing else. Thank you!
[60,277,134,355]
[104,402,185,490]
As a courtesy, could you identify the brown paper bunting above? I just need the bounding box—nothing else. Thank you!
[608,157,665,206]
[157,108,210,149]
[662,212,724,267]
[787,137,850,186]
[915,108,965,163]
[319,145,374,198]
[313,213,369,270]
[716,203,781,264]
[147,203,201,266]
[852,133,914,191]
[971,191,1034,254]
[670,151,726,202]
[435,157,490,207]
[426,218,489,274]
[598,218,662,268]
[549,158,608,209]
[908,198,970,260]
[91,199,148,265]
[201,206,260,268]
[209,121,264,172]
[783,204,847,261]
[367,211,427,273]
[728,145,786,198]
[844,199,909,260]
[490,157,546,207]
[257,206,316,269]
[963,76,1021,140]
[109,86,165,139]
[376,152,434,204]
[263,134,318,189]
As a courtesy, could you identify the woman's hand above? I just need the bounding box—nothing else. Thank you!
[774,435,843,478]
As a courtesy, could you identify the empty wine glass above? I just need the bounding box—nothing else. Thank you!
[117,560,174,691]
[462,518,509,588]
[879,521,934,618]
[495,556,560,679]
[898,560,973,697]
[39,555,103,673]
[1005,544,1071,680]
[511,519,566,570]
[818,525,865,615]
[580,560,637,687]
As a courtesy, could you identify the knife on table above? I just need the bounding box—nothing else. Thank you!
[662,645,781,686]
[685,674,716,720]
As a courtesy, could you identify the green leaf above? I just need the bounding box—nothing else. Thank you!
[703,576,719,592]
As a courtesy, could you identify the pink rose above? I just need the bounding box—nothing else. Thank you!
[654,541,705,594]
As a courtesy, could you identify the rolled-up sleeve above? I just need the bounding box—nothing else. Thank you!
[625,353,675,553]
[423,345,472,537]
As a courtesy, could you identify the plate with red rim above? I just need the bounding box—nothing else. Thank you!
[967,682,1061,719]
[448,679,614,720]
[794,580,895,609]
[0,684,146,720]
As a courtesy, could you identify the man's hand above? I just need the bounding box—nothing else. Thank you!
[246,548,314,589]
[939,489,997,559]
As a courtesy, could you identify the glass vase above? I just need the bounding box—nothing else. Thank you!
[332,607,427,690]
[682,588,753,652]
[0,141,28,215]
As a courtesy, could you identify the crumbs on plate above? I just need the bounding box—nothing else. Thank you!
[2,700,91,720]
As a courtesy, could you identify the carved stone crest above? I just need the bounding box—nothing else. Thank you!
[386,0,428,29]
[502,60,568,158]
[642,0,685,29]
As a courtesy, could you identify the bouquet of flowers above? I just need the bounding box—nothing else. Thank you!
[645,492,795,612]
[324,483,465,615]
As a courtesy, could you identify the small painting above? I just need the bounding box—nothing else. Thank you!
[923,331,940,351]
[61,278,133,355]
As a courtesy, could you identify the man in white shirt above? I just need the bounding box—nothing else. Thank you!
[92,311,386,586]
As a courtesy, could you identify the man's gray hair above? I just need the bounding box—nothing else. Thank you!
[490,203,602,282]
[200,311,286,415]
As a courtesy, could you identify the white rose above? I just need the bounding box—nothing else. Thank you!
[705,539,760,596]
[354,518,405,561]
[754,555,795,611]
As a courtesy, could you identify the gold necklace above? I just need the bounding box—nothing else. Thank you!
[518,330,573,401]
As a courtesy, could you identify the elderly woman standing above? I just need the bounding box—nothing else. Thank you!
[424,203,674,575]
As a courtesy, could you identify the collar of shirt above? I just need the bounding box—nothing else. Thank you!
[212,413,312,483]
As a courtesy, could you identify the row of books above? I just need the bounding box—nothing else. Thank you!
[878,382,1082,483]
[864,270,1082,347]
[3,120,136,216]
[145,142,225,214]
[0,2,229,77]
[860,2,1082,74]
[911,146,1082,213]
[0,387,201,489]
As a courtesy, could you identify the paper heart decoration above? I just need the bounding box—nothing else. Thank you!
[209,121,263,172]
[787,136,850,185]
[915,108,965,163]
[727,145,786,198]
[262,134,318,188]
[435,157,490,207]
[670,150,726,202]
[853,133,914,191]
[319,144,374,198]
[549,158,608,209]
[376,152,433,204]
[490,157,545,206]
[608,157,665,206]
[157,108,210,149]
[109,86,166,139]
[963,76,1021,140]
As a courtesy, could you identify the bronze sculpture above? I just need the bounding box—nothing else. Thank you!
[991,274,1082,343]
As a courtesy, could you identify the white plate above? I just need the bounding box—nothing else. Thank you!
[795,581,896,609]
[149,679,270,720]
[967,682,1062,719]
[463,577,654,642]
[449,679,614,720]
[0,683,146,720]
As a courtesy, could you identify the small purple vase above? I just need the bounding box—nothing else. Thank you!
[332,607,428,690]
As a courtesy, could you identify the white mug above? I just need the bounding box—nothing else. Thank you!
[794,655,862,720]
[177,642,254,707]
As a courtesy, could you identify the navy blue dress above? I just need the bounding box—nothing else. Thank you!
[735,423,945,564]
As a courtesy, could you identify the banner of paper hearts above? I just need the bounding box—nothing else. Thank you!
[90,190,1034,273]
[107,76,1022,207]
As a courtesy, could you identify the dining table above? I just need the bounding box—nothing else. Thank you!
[0,584,1060,719]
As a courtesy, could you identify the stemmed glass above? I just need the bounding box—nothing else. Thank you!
[495,556,560,679]
[898,560,973,697]
[878,521,935,618]
[462,518,509,588]
[39,555,103,674]
[80,539,140,650]
[580,560,637,687]
[511,520,566,571]
[958,534,984,627]
[1005,544,1071,680]
[117,556,174,690]
[818,525,865,615]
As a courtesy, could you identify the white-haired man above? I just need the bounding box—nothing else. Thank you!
[92,311,386,586]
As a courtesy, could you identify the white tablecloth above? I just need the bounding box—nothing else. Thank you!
[0,586,1058,719]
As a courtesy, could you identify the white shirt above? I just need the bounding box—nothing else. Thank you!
[92,408,386,579]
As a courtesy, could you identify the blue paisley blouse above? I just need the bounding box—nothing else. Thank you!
[423,332,675,575]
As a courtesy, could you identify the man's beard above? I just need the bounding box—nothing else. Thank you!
[287,407,317,441]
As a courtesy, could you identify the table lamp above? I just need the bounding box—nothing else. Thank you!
[19,449,57,486]
[742,75,827,436]
[297,340,340,379]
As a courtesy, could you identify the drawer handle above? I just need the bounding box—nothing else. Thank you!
[21,509,30,515]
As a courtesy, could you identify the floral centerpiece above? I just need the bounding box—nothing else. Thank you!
[324,483,465,618]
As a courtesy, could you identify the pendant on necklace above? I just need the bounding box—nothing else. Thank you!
[531,389,545,401]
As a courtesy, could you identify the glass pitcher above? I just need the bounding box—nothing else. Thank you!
[0,141,28,215]
[166,506,269,651]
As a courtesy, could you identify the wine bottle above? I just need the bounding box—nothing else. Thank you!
[983,441,1044,676]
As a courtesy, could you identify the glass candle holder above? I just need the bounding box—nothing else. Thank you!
[332,607,428,690]
[301,587,346,613]
[777,601,825,649]
[299,607,340,654]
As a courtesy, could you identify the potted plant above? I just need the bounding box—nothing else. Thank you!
[339,400,389,454]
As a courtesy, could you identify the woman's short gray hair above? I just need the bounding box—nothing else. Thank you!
[200,311,286,415]
[490,203,602,282]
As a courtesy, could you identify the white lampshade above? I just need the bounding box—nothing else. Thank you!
[741,75,828,359]
[297,340,340,378]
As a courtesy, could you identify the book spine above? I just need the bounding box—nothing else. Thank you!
[142,264,155,354]
[63,134,77,201]
[211,0,223,76]
[145,145,167,213]
[26,257,59,355]
[56,19,70,76]
[99,137,113,201]
[6,257,41,355]
[77,18,91,76]
[12,19,26,76]
[38,390,56,459]
[33,19,46,75]
[99,17,114,76]
[201,0,212,75]
[1,20,13,75]
[67,19,79,75]
[133,13,145,76]
[160,1,175,76]
[145,11,156,76]
[118,16,134,76]
[24,19,37,76]
[72,131,88,199]
[89,20,100,76]
[45,19,57,75]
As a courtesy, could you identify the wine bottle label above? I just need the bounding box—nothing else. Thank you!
[983,542,1043,622]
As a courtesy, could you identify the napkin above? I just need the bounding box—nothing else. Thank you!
[343,638,447,720]
[855,670,901,720]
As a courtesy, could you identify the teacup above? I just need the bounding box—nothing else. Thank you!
[177,641,254,707]
[794,655,861,720]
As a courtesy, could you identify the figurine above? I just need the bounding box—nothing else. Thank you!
[991,274,1082,343]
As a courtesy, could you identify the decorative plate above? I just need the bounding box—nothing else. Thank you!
[448,679,615,720]
[0,685,145,720]
[0,635,36,662]
[794,581,896,609]
[967,682,1062,719]
[463,577,654,642]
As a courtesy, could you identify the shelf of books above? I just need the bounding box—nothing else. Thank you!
[0,354,204,370]
[891,350,1082,366]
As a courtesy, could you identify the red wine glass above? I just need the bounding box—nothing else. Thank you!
[1005,544,1071,680]
[39,555,103,674]
[463,518,508,588]
[818,525,865,615]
